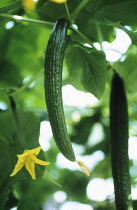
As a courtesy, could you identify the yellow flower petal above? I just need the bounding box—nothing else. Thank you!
[30,154,50,166]
[17,154,27,161]
[10,159,24,177]
[77,160,90,177]
[50,0,67,4]
[25,157,36,179]
[30,146,42,155]
[17,146,41,158]
[10,146,50,179]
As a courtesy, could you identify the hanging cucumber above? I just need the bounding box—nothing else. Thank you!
[44,18,76,162]
[110,72,133,209]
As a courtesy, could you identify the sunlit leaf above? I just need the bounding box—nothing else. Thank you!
[65,46,107,99]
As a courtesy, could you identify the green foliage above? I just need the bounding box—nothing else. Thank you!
[116,51,137,94]
[66,46,107,98]
[59,169,89,203]
[0,110,46,209]
[94,1,137,26]
[94,19,137,45]
[0,0,137,209]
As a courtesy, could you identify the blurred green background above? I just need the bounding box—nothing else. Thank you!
[1,0,137,209]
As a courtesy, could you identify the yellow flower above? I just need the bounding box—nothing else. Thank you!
[10,146,50,180]
[22,0,36,12]
[50,0,67,4]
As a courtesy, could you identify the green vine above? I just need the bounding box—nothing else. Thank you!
[8,96,28,149]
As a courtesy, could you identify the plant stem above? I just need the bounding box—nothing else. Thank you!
[64,2,71,22]
[43,171,62,187]
[0,13,54,28]
[72,0,90,22]
[70,24,96,49]
[9,69,43,97]
[0,13,95,49]
[9,96,28,149]
[67,37,96,53]
[36,165,62,187]
[96,23,103,50]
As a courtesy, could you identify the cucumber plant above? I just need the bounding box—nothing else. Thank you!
[44,18,76,162]
[110,72,132,209]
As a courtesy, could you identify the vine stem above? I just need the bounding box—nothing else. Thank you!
[9,96,28,149]
[96,24,103,51]
[9,69,44,97]
[0,13,54,28]
[64,2,71,22]
[72,0,90,22]
[70,24,96,49]
[38,167,62,187]
[0,13,95,49]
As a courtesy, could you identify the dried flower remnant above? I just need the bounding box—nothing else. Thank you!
[77,160,90,176]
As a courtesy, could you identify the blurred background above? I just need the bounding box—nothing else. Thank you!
[1,0,137,209]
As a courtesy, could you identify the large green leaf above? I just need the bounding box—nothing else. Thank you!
[94,1,137,26]
[93,19,137,45]
[73,15,116,43]
[37,0,137,44]
[115,52,137,94]
[65,46,107,99]
[37,0,77,22]
[71,0,137,43]
[37,0,116,43]
[0,110,47,209]
[0,22,50,90]
[5,24,42,76]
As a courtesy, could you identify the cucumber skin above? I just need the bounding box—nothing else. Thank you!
[44,19,76,162]
[110,73,132,209]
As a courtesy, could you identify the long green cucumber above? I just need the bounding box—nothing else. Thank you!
[110,72,133,209]
[44,18,76,162]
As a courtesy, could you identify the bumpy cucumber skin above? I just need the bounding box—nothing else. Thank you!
[110,72,132,209]
[44,19,76,162]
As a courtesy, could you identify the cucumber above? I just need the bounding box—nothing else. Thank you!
[44,18,76,162]
[110,72,132,209]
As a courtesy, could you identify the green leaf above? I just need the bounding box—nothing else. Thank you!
[59,169,89,203]
[0,23,46,82]
[0,0,21,14]
[0,110,47,209]
[0,60,22,88]
[37,0,116,43]
[94,1,137,26]
[94,19,137,45]
[65,46,107,99]
[37,0,77,22]
[115,52,137,94]
[0,178,12,210]
[0,0,16,7]
[70,112,101,145]
[74,14,116,43]
[12,177,57,210]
